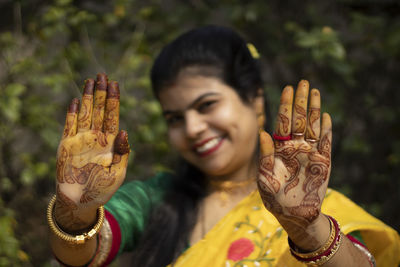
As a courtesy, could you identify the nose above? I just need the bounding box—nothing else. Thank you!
[184,110,207,139]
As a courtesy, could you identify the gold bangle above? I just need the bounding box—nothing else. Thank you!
[47,194,104,244]
[307,232,343,266]
[291,216,335,258]
[289,216,343,266]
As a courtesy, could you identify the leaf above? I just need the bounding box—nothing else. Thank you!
[253,240,262,248]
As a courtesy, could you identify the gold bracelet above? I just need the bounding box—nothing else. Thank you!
[290,215,335,258]
[47,194,104,245]
[289,216,343,266]
[307,232,343,266]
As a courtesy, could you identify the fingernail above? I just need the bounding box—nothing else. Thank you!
[115,130,130,154]
[68,98,80,113]
[96,73,108,91]
[107,81,120,99]
[283,85,293,92]
[84,79,95,95]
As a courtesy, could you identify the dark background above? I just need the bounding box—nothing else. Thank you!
[0,0,399,266]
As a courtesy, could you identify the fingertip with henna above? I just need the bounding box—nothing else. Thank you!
[96,73,108,91]
[296,80,310,97]
[114,130,130,154]
[83,78,95,95]
[259,130,274,156]
[281,85,294,103]
[107,81,120,99]
[298,79,309,88]
[68,98,80,113]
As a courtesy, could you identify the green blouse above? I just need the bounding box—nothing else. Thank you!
[104,172,173,256]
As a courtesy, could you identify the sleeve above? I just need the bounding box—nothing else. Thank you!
[103,173,172,259]
[321,189,400,266]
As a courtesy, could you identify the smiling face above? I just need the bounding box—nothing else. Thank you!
[158,74,262,180]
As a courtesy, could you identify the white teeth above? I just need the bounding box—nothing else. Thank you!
[196,137,221,153]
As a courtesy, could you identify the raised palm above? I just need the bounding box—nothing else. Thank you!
[55,74,130,231]
[258,80,332,229]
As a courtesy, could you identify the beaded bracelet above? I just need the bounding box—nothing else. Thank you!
[288,216,342,266]
[47,194,104,245]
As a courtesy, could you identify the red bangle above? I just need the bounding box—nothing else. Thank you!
[272,133,292,141]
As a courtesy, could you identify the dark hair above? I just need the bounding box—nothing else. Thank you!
[131,25,268,266]
[151,25,263,103]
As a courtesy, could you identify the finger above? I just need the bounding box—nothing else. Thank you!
[305,88,321,143]
[292,80,309,139]
[274,85,293,137]
[318,113,332,158]
[258,130,280,193]
[260,130,274,162]
[104,81,120,135]
[62,98,79,139]
[91,73,108,131]
[77,79,95,132]
[111,130,130,182]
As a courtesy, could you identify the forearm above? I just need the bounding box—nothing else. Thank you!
[321,234,371,267]
[49,231,98,266]
[48,195,103,266]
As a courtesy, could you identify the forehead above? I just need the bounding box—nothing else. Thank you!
[158,75,238,110]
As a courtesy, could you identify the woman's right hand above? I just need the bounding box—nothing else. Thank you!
[54,73,130,233]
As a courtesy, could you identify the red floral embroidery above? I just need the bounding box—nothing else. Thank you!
[227,238,255,261]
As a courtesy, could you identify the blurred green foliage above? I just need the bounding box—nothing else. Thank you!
[0,0,399,266]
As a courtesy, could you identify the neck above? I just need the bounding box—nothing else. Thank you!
[206,160,258,195]
[207,157,258,181]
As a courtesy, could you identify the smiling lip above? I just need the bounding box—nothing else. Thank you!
[192,136,225,157]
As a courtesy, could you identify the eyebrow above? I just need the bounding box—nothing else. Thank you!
[162,92,220,116]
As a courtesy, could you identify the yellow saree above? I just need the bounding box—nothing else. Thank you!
[170,189,400,267]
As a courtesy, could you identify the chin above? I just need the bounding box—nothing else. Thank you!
[195,161,233,177]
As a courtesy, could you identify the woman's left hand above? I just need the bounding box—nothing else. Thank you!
[257,80,332,245]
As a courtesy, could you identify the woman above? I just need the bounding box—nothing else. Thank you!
[48,25,400,266]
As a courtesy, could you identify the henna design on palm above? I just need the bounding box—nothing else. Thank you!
[54,74,130,231]
[80,165,116,204]
[275,142,312,195]
[258,80,332,231]
[94,131,108,147]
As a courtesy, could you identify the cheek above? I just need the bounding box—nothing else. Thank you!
[211,104,241,129]
[167,129,186,151]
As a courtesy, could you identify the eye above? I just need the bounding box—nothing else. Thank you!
[165,114,183,126]
[198,100,217,112]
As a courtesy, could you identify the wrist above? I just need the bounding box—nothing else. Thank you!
[288,215,343,266]
[54,200,98,233]
[48,195,104,245]
[282,213,331,252]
